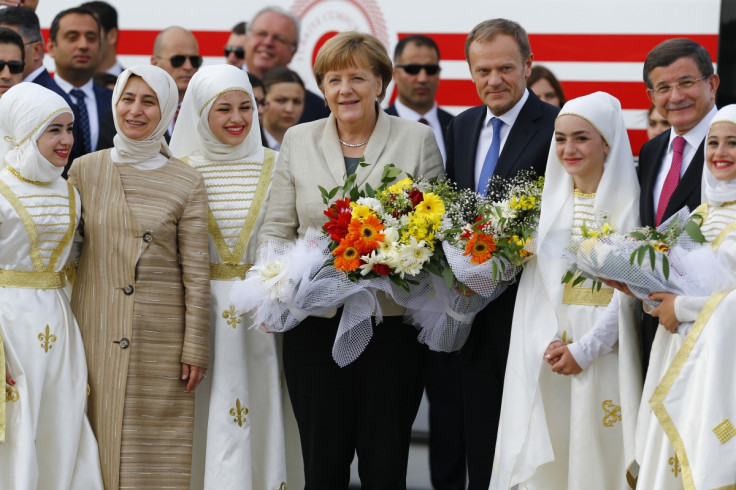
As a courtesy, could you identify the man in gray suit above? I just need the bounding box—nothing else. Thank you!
[445,19,559,489]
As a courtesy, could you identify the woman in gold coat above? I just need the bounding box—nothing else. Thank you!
[68,65,210,490]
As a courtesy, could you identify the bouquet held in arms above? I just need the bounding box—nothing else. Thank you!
[409,170,544,351]
[559,207,727,312]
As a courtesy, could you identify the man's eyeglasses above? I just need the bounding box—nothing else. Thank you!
[224,46,245,59]
[0,60,24,74]
[250,30,294,48]
[163,55,203,69]
[649,75,710,97]
[396,64,441,76]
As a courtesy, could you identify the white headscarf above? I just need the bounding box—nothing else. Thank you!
[703,104,736,207]
[537,91,640,301]
[169,64,264,164]
[0,83,74,183]
[111,65,178,165]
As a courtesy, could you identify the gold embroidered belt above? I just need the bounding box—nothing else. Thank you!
[209,263,252,281]
[0,269,66,289]
[561,281,613,307]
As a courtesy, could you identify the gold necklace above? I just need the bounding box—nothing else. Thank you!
[573,188,596,199]
[6,165,46,185]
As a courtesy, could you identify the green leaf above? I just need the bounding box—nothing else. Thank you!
[443,265,456,289]
[637,246,647,266]
[328,187,339,199]
[648,246,656,271]
[562,270,575,284]
[492,260,499,282]
[572,275,586,287]
[684,219,706,243]
[662,256,670,281]
[318,185,328,197]
[629,231,647,241]
[629,250,638,265]
[365,183,374,198]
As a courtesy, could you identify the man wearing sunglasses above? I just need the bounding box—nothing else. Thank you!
[0,27,23,97]
[387,35,453,165]
[48,7,115,172]
[224,21,247,69]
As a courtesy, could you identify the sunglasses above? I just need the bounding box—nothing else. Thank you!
[168,55,203,69]
[396,64,440,76]
[0,60,24,74]
[224,46,245,59]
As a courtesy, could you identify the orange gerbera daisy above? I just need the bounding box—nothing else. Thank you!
[332,239,362,272]
[348,214,385,254]
[463,232,497,264]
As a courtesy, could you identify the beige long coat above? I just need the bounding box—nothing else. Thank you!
[69,150,210,489]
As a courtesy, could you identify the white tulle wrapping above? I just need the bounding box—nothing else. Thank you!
[550,208,730,311]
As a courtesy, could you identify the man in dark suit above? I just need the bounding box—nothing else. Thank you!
[445,19,558,490]
[386,34,461,490]
[244,6,330,123]
[636,38,719,371]
[386,35,453,166]
[47,7,114,175]
[0,7,84,168]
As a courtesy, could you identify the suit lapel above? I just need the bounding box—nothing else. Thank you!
[639,131,669,226]
[320,114,351,186]
[495,93,542,179]
[459,107,485,192]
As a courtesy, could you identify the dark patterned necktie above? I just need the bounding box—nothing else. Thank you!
[70,88,91,154]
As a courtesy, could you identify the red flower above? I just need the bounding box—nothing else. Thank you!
[372,263,391,276]
[323,212,352,241]
[409,188,424,207]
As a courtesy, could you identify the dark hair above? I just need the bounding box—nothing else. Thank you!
[314,31,393,102]
[232,22,246,36]
[0,27,25,62]
[643,38,714,90]
[248,72,264,91]
[465,18,530,62]
[49,7,100,43]
[93,71,117,88]
[0,6,42,44]
[262,66,305,94]
[393,35,440,63]
[79,1,117,33]
[527,65,566,106]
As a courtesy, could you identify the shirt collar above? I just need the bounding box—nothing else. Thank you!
[484,88,529,128]
[668,104,718,151]
[393,98,439,124]
[23,65,46,83]
[54,75,95,100]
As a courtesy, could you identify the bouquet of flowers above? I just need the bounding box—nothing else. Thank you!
[560,207,710,308]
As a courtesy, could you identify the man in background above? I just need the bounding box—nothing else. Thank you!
[80,1,123,76]
[225,21,247,68]
[244,6,329,123]
[0,27,24,97]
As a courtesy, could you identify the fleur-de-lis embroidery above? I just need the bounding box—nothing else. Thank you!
[274,483,287,490]
[561,330,573,344]
[669,454,681,477]
[230,398,249,427]
[38,325,57,353]
[602,400,622,427]
[222,305,242,329]
[5,384,19,403]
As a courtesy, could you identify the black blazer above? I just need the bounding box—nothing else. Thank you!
[298,88,331,123]
[637,128,705,227]
[446,89,558,191]
[384,103,454,147]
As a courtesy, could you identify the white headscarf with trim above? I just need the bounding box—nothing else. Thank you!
[169,64,264,164]
[111,65,178,165]
[703,104,736,207]
[0,83,74,183]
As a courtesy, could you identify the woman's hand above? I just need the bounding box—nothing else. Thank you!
[650,292,680,333]
[5,361,14,386]
[181,363,206,392]
[600,278,634,297]
[545,342,582,375]
[454,283,476,296]
[258,323,274,334]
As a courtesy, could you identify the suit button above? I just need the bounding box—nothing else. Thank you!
[142,231,153,243]
[123,284,134,295]
[115,338,130,349]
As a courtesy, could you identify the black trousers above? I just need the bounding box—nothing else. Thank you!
[460,283,517,490]
[283,314,427,490]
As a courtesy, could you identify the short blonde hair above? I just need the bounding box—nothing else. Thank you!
[313,31,392,102]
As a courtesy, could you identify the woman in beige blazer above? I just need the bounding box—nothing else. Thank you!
[258,31,444,489]
[68,65,210,490]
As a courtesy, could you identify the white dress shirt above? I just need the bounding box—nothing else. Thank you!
[54,75,100,152]
[474,89,529,190]
[392,99,447,165]
[652,104,718,216]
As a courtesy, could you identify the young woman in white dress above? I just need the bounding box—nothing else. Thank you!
[635,104,736,490]
[170,64,300,490]
[491,92,642,489]
[0,83,103,490]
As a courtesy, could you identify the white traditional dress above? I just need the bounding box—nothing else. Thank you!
[635,105,736,490]
[170,65,298,490]
[0,84,103,490]
[491,92,642,490]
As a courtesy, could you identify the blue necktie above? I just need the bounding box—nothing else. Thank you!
[478,117,503,196]
[70,88,91,154]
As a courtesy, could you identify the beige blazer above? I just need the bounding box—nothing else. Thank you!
[259,109,445,315]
